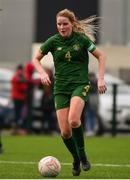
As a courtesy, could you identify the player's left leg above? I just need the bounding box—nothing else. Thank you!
[69,96,91,171]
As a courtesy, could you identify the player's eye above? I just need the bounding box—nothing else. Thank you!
[63,23,68,26]
[57,23,61,26]
[57,23,68,26]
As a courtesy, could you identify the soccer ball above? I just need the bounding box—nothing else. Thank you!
[38,156,61,177]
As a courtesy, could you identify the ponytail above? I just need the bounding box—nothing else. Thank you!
[73,15,99,42]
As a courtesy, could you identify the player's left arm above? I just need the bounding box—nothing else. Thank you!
[91,47,107,94]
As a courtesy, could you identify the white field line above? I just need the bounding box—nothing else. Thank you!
[0,160,130,167]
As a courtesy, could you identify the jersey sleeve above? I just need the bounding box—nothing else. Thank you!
[82,35,96,53]
[40,37,54,55]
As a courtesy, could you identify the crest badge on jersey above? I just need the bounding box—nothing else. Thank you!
[73,44,80,51]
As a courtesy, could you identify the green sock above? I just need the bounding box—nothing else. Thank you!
[62,136,80,161]
[72,125,86,158]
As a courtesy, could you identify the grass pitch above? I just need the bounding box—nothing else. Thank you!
[0,135,130,179]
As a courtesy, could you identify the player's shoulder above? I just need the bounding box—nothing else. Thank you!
[74,32,90,41]
[42,34,59,44]
[48,34,57,41]
[78,32,90,40]
[49,33,60,41]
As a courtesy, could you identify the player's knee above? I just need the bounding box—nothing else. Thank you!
[61,130,72,139]
[69,119,80,128]
[69,114,78,127]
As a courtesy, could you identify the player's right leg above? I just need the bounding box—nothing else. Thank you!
[70,86,91,172]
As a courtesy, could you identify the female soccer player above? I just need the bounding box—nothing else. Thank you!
[32,9,107,176]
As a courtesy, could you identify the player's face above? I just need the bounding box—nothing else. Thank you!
[56,16,73,38]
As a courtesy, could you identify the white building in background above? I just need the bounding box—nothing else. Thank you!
[0,0,36,68]
[99,0,130,45]
[0,0,130,79]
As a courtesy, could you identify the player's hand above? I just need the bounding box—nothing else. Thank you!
[40,72,51,86]
[98,79,107,94]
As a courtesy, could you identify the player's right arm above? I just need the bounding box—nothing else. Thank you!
[32,50,51,86]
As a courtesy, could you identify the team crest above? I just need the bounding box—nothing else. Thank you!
[73,44,80,51]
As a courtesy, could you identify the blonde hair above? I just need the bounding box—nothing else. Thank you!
[56,9,99,42]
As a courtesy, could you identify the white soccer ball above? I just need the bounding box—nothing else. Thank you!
[38,156,61,177]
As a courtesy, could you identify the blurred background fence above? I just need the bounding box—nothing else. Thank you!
[0,78,130,136]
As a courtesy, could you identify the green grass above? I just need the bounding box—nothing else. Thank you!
[0,135,130,179]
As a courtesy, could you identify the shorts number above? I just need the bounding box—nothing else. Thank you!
[82,85,90,96]
[84,85,90,93]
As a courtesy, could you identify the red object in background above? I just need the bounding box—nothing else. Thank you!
[25,62,34,80]
[25,61,40,85]
[11,69,27,101]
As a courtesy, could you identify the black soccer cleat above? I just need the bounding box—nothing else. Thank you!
[80,156,91,171]
[72,160,81,176]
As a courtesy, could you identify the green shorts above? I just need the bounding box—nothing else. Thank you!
[54,84,90,110]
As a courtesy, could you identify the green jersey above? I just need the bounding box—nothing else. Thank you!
[40,31,96,95]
